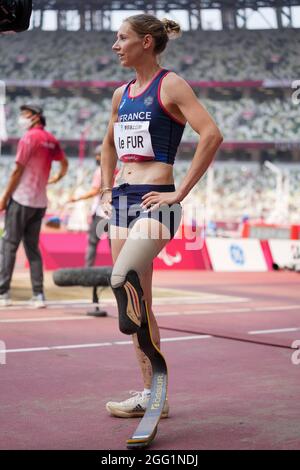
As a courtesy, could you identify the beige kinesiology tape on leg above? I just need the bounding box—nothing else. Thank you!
[111,237,164,288]
[110,219,171,288]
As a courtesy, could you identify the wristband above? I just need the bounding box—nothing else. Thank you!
[100,187,112,194]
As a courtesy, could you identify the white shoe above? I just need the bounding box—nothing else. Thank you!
[0,292,12,307]
[30,293,46,309]
[106,391,169,418]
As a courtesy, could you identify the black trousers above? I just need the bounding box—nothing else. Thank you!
[85,214,109,267]
[0,199,46,295]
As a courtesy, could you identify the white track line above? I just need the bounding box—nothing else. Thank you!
[162,335,211,342]
[1,304,300,323]
[0,316,94,323]
[0,304,92,312]
[156,305,300,317]
[0,335,212,354]
[248,327,300,335]
[252,305,300,312]
[0,295,249,310]
[217,307,253,313]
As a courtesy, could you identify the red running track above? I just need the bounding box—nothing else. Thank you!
[0,271,299,450]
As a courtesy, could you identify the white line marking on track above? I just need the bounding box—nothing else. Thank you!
[54,342,113,349]
[155,311,181,316]
[114,340,133,345]
[0,300,91,311]
[252,305,300,312]
[0,295,250,310]
[248,327,300,335]
[162,335,211,342]
[0,335,212,354]
[156,305,300,316]
[0,316,93,323]
[178,309,213,314]
[1,304,300,323]
[221,308,253,313]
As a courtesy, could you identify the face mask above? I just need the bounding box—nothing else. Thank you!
[18,116,32,131]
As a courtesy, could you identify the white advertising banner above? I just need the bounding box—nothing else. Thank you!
[269,239,300,268]
[206,238,268,272]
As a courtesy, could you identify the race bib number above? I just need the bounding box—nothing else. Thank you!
[114,121,155,161]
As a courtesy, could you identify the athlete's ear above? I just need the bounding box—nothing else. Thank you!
[143,34,154,51]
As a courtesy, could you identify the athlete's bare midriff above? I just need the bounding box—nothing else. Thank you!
[114,161,174,186]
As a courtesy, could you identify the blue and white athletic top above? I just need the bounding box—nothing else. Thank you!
[114,69,185,165]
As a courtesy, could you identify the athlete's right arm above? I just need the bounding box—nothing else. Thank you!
[101,85,125,190]
[100,85,125,218]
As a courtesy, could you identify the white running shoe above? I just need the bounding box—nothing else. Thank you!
[30,293,46,309]
[0,292,12,307]
[106,391,169,418]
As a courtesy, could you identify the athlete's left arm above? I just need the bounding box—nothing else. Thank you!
[141,74,223,208]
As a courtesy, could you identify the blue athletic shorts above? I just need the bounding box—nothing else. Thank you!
[110,183,182,239]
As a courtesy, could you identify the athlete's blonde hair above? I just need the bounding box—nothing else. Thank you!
[124,14,181,54]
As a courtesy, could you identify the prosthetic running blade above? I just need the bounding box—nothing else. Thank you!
[110,270,168,449]
[127,299,168,449]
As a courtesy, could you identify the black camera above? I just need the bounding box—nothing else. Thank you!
[0,0,32,33]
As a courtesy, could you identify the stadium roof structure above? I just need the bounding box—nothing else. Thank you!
[32,1,300,10]
[30,0,299,30]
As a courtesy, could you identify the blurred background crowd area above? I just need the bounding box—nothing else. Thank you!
[1,28,299,81]
[4,90,299,143]
[1,158,299,226]
[1,1,299,230]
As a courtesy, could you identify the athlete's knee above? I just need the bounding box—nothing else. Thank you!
[110,265,127,288]
[110,245,142,287]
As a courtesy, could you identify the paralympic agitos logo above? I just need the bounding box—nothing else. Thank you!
[292,80,300,105]
[291,340,300,365]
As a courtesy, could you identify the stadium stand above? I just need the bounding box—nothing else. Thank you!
[0,28,299,81]
[1,157,299,224]
[4,94,299,142]
[1,2,299,226]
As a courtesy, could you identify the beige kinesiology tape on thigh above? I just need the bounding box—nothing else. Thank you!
[111,217,171,287]
[111,236,163,288]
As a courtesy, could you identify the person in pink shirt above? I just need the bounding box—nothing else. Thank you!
[0,104,68,307]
